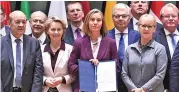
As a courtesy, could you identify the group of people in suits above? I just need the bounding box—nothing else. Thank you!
[1,1,179,92]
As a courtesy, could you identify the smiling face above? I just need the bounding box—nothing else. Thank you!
[47,22,64,42]
[112,7,130,31]
[9,11,27,38]
[161,6,179,33]
[30,11,47,37]
[88,12,103,33]
[139,14,156,40]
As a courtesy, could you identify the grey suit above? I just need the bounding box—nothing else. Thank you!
[122,40,167,92]
[1,34,44,92]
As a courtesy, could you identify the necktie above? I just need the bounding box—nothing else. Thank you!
[15,39,21,87]
[169,33,177,50]
[75,28,82,38]
[118,33,125,62]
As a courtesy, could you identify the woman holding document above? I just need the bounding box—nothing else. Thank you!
[121,14,167,92]
[68,9,120,92]
[41,16,73,92]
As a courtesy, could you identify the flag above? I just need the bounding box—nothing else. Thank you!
[0,1,11,25]
[81,1,90,19]
[20,1,31,35]
[48,1,68,27]
[149,1,165,24]
[102,1,117,30]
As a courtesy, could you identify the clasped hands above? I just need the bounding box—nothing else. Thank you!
[131,88,146,92]
[45,77,63,88]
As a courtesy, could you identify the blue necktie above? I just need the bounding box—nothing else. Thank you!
[15,39,21,87]
[118,33,125,62]
[75,28,82,38]
[169,33,176,51]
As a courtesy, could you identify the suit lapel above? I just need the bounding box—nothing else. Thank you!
[110,28,115,39]
[22,35,30,67]
[67,25,75,44]
[97,37,108,60]
[83,36,93,59]
[128,30,134,45]
[6,34,14,70]
[159,29,171,60]
[128,18,134,30]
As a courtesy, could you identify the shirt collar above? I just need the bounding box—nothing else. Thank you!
[10,33,23,43]
[71,22,83,33]
[115,27,128,35]
[131,39,155,50]
[32,32,46,44]
[164,28,179,36]
[44,40,65,53]
[132,17,139,26]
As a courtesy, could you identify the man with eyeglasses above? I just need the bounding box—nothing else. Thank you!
[29,11,49,45]
[128,1,162,31]
[107,3,140,92]
[64,1,85,45]
[154,3,179,92]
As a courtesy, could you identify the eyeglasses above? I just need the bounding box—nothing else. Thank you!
[162,15,178,19]
[139,24,155,30]
[113,14,129,19]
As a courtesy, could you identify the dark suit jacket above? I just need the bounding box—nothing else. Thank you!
[170,42,179,92]
[64,25,75,45]
[5,26,11,35]
[153,27,171,90]
[107,28,140,65]
[28,33,49,45]
[128,18,162,31]
[68,35,120,92]
[1,34,44,92]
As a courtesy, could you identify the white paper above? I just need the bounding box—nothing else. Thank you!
[96,61,117,91]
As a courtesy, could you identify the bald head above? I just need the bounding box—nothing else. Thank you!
[30,11,47,20]
[9,10,26,23]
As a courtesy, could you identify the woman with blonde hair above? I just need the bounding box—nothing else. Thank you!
[42,16,73,92]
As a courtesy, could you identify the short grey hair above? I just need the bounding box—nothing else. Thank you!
[112,3,131,15]
[160,3,179,17]
[139,14,156,26]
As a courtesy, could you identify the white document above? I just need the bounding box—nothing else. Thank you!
[96,61,117,92]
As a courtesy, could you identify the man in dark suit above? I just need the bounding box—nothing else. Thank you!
[1,10,43,92]
[128,1,162,31]
[0,5,10,37]
[64,1,85,45]
[154,3,179,91]
[29,11,49,45]
[170,42,179,92]
[107,3,140,92]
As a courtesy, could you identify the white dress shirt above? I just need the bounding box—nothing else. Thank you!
[164,28,179,58]
[71,23,85,39]
[90,36,102,59]
[32,32,46,45]
[115,28,129,51]
[132,17,139,31]
[10,33,23,87]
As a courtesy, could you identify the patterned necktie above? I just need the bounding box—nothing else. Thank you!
[75,28,82,38]
[118,33,125,62]
[15,39,21,87]
[169,33,177,51]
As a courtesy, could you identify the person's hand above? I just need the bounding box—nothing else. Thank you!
[52,77,63,86]
[89,59,99,66]
[45,78,56,88]
[131,88,143,92]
